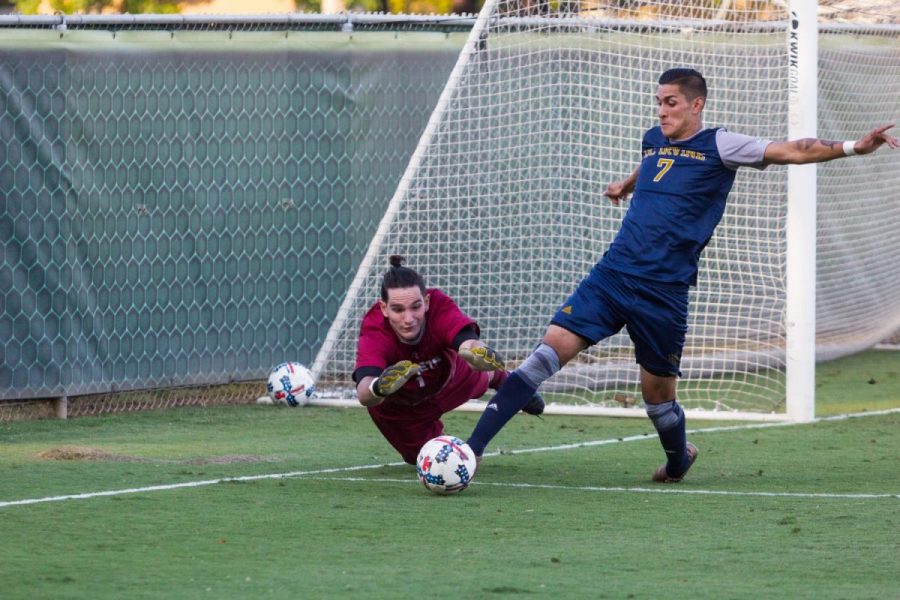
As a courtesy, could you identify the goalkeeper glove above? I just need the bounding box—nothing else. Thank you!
[369,360,421,398]
[459,345,505,371]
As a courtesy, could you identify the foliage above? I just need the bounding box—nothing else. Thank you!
[122,0,180,12]
[11,0,41,13]
[293,0,461,12]
[294,0,385,12]
[387,0,455,15]
[13,0,180,13]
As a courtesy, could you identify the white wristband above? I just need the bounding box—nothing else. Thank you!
[843,140,857,156]
[368,379,386,399]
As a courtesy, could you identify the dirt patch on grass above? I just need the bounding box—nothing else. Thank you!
[37,446,280,465]
[38,446,141,462]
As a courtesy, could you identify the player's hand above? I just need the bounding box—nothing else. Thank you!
[603,181,630,206]
[853,124,899,155]
[459,344,505,371]
[370,360,420,397]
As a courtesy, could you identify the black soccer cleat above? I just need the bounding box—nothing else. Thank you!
[521,391,545,416]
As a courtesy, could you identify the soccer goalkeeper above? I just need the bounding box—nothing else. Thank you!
[353,255,544,465]
[466,67,898,482]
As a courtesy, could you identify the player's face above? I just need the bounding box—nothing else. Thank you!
[656,83,704,141]
[380,287,430,343]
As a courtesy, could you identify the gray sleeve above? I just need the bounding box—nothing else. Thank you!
[716,129,772,170]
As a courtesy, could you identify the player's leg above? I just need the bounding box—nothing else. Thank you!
[468,265,624,456]
[640,369,697,481]
[625,280,697,482]
[486,369,543,414]
[467,326,584,456]
[467,265,627,456]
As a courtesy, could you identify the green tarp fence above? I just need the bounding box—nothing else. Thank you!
[1,29,466,399]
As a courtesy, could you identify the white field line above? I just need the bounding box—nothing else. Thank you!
[507,407,900,456]
[0,462,405,508]
[2,407,898,509]
[304,477,900,500]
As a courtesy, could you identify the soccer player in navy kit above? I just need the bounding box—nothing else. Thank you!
[354,255,544,465]
[467,68,897,482]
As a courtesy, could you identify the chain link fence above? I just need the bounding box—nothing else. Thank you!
[1,16,471,418]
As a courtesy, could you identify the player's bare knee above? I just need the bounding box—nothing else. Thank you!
[640,368,677,403]
[543,325,588,364]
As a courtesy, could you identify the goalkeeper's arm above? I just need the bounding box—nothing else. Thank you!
[357,360,421,407]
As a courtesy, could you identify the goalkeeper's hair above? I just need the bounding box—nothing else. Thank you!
[658,68,707,100]
[381,255,426,301]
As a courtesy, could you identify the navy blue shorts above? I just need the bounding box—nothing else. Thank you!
[550,264,689,377]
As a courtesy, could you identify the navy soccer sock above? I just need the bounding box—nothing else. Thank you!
[467,372,536,456]
[646,400,689,476]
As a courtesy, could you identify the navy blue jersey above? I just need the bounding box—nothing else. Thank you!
[601,126,738,286]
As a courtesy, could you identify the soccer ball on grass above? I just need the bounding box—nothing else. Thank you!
[265,362,315,407]
[416,435,477,495]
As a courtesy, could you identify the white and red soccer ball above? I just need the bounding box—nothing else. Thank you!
[266,362,315,407]
[416,435,477,495]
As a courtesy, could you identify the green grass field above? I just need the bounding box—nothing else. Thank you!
[1,351,898,599]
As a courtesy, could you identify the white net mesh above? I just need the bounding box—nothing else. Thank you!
[316,1,900,416]
[816,28,900,358]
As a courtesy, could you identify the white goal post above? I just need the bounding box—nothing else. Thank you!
[785,0,817,422]
[312,0,900,421]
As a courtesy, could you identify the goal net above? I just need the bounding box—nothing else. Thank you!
[313,1,900,419]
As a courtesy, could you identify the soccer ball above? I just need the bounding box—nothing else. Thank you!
[416,435,477,495]
[266,362,315,407]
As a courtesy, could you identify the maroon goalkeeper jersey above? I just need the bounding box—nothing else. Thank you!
[354,289,478,405]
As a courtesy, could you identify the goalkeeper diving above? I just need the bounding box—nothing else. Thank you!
[353,255,543,465]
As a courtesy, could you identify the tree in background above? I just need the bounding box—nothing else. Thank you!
[452,0,478,13]
[297,0,462,12]
[385,0,454,14]
[295,0,381,11]
[14,0,179,13]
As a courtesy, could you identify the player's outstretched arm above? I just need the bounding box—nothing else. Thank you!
[357,360,421,407]
[458,340,505,371]
[764,124,898,165]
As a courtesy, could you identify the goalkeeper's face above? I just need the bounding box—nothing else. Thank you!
[380,287,430,343]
